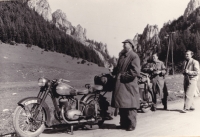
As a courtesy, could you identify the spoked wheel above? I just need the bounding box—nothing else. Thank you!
[141,92,153,113]
[85,98,105,128]
[13,103,46,137]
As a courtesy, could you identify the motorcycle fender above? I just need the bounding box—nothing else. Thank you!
[17,97,51,127]
[80,94,100,104]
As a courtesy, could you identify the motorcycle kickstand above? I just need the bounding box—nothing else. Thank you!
[70,125,74,135]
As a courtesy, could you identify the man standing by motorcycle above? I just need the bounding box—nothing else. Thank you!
[142,52,168,111]
[111,39,141,131]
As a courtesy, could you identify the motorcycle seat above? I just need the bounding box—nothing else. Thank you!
[77,85,103,95]
[91,85,103,91]
[77,89,89,95]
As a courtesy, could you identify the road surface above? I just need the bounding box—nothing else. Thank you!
[40,97,200,137]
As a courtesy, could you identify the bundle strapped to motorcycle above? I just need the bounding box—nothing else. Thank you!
[94,73,115,91]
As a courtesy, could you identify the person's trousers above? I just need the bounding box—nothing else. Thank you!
[119,108,137,128]
[184,79,197,109]
[152,92,168,109]
[152,82,168,109]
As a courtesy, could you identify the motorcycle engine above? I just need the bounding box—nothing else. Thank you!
[83,104,95,118]
[59,98,82,120]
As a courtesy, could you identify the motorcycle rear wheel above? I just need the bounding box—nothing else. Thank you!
[87,98,105,128]
[141,92,153,113]
[13,103,46,137]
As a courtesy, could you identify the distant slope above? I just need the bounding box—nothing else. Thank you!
[0,1,104,66]
[0,43,109,87]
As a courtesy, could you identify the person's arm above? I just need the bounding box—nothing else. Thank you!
[112,67,117,76]
[129,56,141,77]
[186,60,199,76]
[160,62,166,75]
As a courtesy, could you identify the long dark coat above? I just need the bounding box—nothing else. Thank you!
[111,50,141,109]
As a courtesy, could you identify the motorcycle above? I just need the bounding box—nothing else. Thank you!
[13,77,111,137]
[138,72,154,113]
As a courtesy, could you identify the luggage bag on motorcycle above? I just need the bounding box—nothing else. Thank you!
[94,73,115,91]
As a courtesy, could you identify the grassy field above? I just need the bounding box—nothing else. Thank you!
[0,43,190,135]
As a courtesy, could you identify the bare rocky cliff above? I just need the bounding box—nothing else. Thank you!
[73,24,87,42]
[52,9,74,35]
[27,0,52,21]
[184,0,200,20]
[135,24,160,65]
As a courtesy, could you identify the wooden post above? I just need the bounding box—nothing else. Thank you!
[171,34,174,75]
[166,35,170,69]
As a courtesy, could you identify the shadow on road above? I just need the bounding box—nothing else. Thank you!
[99,123,117,129]
[42,123,118,135]
[43,124,78,134]
[161,108,184,113]
[1,132,18,137]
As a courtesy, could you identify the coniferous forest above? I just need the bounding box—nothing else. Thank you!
[0,1,104,66]
[159,7,200,67]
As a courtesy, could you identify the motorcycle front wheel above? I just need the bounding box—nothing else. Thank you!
[141,92,153,113]
[13,103,46,137]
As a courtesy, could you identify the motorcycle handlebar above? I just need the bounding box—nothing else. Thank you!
[61,79,70,83]
[55,78,70,83]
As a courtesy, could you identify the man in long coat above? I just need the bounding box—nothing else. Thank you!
[142,53,168,111]
[111,39,141,131]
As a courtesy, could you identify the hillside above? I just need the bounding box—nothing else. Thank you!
[0,42,109,88]
[134,0,200,72]
[0,1,104,66]
[27,0,113,67]
[159,7,200,67]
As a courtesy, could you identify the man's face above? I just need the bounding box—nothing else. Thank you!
[185,51,192,60]
[123,42,131,52]
[152,54,158,62]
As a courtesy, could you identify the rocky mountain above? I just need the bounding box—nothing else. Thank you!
[158,0,200,71]
[27,0,111,68]
[184,0,200,20]
[86,40,111,67]
[52,9,74,35]
[52,9,87,42]
[134,24,161,65]
[73,24,87,42]
[132,0,200,72]
[27,0,52,21]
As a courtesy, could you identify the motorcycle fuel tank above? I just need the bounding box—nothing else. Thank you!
[56,82,77,96]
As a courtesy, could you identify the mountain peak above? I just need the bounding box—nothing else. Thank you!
[27,0,52,21]
[52,9,74,35]
[143,24,159,41]
[184,0,200,20]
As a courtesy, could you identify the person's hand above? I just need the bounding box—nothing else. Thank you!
[150,68,154,71]
[155,70,161,74]
[185,69,189,74]
[182,69,186,75]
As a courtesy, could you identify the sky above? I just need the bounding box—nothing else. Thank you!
[48,0,190,57]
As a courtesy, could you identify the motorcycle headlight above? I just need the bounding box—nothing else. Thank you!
[38,77,48,87]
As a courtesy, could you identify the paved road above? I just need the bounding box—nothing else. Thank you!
[39,97,200,137]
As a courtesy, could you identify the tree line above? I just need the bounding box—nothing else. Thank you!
[159,7,200,72]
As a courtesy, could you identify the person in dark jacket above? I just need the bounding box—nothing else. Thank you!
[142,53,168,111]
[111,39,141,131]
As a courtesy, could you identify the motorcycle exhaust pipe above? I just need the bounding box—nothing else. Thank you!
[61,108,95,124]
